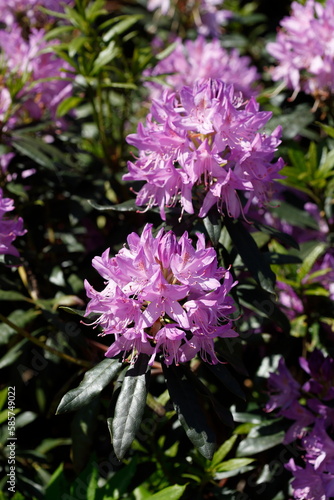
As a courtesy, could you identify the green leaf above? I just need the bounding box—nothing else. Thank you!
[206,364,246,400]
[110,354,150,460]
[297,241,327,281]
[102,15,144,42]
[236,426,285,457]
[163,364,217,460]
[203,210,222,247]
[225,218,276,295]
[210,435,238,468]
[149,484,188,500]
[56,358,122,414]
[251,219,299,250]
[0,290,31,302]
[92,41,119,74]
[88,198,138,212]
[45,464,69,500]
[57,96,84,117]
[316,122,334,138]
[215,458,255,472]
[103,457,137,497]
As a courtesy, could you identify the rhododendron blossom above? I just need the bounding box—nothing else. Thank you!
[0,24,73,129]
[267,0,334,100]
[0,188,26,257]
[146,0,232,36]
[84,224,237,366]
[144,36,260,100]
[2,0,74,27]
[124,79,284,220]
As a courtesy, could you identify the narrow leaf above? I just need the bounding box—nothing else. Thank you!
[225,218,276,295]
[56,358,122,414]
[163,364,217,460]
[210,435,238,468]
[111,355,150,460]
[149,484,187,500]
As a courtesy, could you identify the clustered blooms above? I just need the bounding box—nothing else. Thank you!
[144,36,260,100]
[146,0,232,37]
[84,223,237,366]
[266,351,334,500]
[267,0,334,101]
[0,24,73,133]
[0,187,26,257]
[124,79,284,221]
[2,0,74,28]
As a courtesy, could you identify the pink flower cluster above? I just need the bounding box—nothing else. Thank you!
[267,0,334,99]
[0,188,26,258]
[146,0,232,37]
[124,79,284,221]
[84,223,237,366]
[145,36,260,100]
[266,351,334,500]
[0,24,73,130]
[2,0,73,27]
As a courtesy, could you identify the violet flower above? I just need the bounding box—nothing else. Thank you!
[267,0,334,101]
[265,357,301,413]
[0,24,73,129]
[0,188,26,258]
[146,0,232,37]
[84,223,237,366]
[124,79,284,221]
[144,36,260,100]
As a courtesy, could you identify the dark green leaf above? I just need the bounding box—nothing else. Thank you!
[225,218,276,295]
[88,198,138,212]
[206,364,246,400]
[163,364,217,460]
[250,220,300,250]
[56,358,122,414]
[110,354,150,460]
[103,457,137,497]
[203,211,222,247]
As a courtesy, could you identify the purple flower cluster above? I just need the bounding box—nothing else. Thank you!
[124,79,284,220]
[145,36,260,100]
[0,24,73,131]
[267,0,334,100]
[2,0,73,28]
[266,351,334,499]
[146,0,232,37]
[0,188,26,258]
[84,223,237,366]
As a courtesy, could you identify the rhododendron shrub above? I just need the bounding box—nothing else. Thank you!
[1,1,333,499]
[84,223,237,366]
[125,79,284,220]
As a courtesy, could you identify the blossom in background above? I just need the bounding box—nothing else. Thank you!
[0,187,26,258]
[84,223,237,366]
[266,351,334,500]
[146,0,232,37]
[266,0,334,100]
[124,79,284,221]
[0,24,73,129]
[1,0,74,28]
[144,36,260,100]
